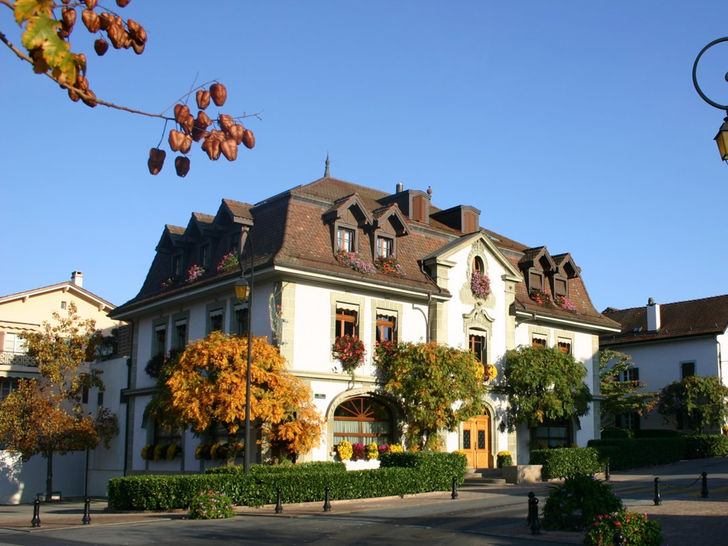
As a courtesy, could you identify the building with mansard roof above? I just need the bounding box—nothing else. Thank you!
[111,168,619,473]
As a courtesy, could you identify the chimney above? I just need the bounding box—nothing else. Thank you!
[646,297,660,331]
[71,271,83,288]
[396,182,403,193]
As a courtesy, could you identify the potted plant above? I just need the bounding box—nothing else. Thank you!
[471,270,491,299]
[332,335,365,377]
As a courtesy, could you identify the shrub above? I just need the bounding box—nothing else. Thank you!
[684,434,728,459]
[188,490,235,520]
[389,444,404,453]
[496,451,512,468]
[379,451,467,490]
[585,511,662,545]
[634,429,683,438]
[587,438,686,470]
[529,447,602,479]
[601,427,633,439]
[543,475,622,531]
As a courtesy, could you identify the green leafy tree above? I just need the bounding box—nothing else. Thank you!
[155,331,323,464]
[1,0,257,177]
[501,345,591,429]
[599,349,656,428]
[374,341,489,451]
[657,376,728,433]
[0,303,119,500]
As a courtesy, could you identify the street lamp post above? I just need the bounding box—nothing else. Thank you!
[692,37,728,161]
[234,231,254,474]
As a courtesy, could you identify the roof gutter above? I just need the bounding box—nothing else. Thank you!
[515,309,621,333]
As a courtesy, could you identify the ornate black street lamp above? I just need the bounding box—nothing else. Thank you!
[693,37,728,161]
[234,231,253,474]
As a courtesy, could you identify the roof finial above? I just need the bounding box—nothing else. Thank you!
[324,154,330,178]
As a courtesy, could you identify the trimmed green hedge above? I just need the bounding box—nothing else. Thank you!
[529,447,602,479]
[634,429,683,438]
[601,427,633,439]
[684,434,728,459]
[587,438,686,470]
[109,453,466,511]
[205,461,347,475]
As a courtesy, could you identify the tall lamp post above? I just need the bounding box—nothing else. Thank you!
[693,37,728,161]
[234,231,254,474]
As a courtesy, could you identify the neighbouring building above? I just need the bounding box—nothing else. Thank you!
[110,170,619,474]
[601,296,728,432]
[0,272,129,504]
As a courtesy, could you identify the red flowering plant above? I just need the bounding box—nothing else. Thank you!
[553,294,577,313]
[186,264,205,282]
[585,511,662,545]
[471,271,491,299]
[374,255,404,276]
[332,334,366,376]
[335,250,376,274]
[216,251,239,273]
[352,442,367,461]
[529,288,551,305]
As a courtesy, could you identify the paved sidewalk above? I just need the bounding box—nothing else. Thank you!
[1,457,726,544]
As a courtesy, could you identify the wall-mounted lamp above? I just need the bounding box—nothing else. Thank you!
[499,421,507,433]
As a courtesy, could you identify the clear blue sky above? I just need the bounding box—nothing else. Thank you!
[3,1,728,313]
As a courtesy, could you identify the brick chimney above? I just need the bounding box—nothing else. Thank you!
[71,271,83,288]
[646,297,660,331]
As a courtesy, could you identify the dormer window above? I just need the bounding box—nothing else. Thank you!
[337,226,355,252]
[172,254,182,276]
[553,276,568,298]
[528,270,544,291]
[200,244,210,269]
[376,236,394,258]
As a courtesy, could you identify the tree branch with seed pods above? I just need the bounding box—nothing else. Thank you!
[2,0,259,177]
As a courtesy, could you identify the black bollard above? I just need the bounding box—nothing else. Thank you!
[701,472,709,498]
[82,496,91,525]
[653,477,662,505]
[275,487,283,514]
[613,530,625,545]
[323,487,331,512]
[451,476,458,500]
[605,459,610,482]
[526,491,535,525]
[529,497,541,535]
[31,498,41,528]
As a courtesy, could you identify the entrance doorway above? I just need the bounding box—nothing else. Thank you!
[462,412,491,469]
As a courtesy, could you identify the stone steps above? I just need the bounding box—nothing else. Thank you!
[463,467,508,485]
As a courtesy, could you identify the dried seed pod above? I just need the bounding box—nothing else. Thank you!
[99,12,113,31]
[242,129,255,149]
[168,130,185,152]
[147,148,166,175]
[210,83,227,106]
[93,38,108,56]
[76,74,89,91]
[228,124,244,145]
[196,90,210,110]
[62,7,76,32]
[84,0,98,8]
[197,111,212,128]
[81,89,97,108]
[126,19,147,44]
[218,114,234,132]
[132,40,145,54]
[180,133,192,154]
[68,87,80,102]
[202,136,221,160]
[116,0,131,7]
[174,104,191,124]
[221,139,238,161]
[75,53,87,75]
[107,24,127,49]
[180,114,194,135]
[81,9,100,33]
[175,156,190,177]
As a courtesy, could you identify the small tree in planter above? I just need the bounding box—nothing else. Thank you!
[496,450,512,468]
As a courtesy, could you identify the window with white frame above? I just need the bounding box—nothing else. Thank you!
[376,313,397,343]
[173,319,187,352]
[335,306,358,337]
[208,308,224,334]
[234,305,249,337]
[152,323,167,356]
[376,236,394,258]
[336,226,355,252]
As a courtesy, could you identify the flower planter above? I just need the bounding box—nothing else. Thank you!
[343,459,380,471]
[502,464,542,484]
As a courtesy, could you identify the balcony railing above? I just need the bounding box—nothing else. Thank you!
[0,352,37,366]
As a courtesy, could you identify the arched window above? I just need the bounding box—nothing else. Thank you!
[473,256,484,274]
[333,397,392,445]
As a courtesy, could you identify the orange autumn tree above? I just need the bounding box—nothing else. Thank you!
[0,304,118,501]
[164,331,323,464]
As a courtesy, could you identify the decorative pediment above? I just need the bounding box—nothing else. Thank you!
[463,305,495,327]
[322,193,373,226]
[553,253,581,278]
[373,204,409,236]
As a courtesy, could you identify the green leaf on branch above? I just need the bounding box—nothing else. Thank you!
[21,11,77,84]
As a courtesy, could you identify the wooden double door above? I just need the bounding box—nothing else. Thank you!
[462,412,491,469]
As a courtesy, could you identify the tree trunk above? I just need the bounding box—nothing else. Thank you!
[45,450,54,502]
